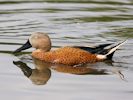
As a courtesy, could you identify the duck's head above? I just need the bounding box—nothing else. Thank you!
[14,32,51,53]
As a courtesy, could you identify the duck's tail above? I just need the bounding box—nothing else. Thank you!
[96,40,127,60]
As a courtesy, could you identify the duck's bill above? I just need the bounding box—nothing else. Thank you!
[13,40,32,53]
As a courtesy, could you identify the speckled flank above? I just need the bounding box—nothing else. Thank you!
[32,47,100,65]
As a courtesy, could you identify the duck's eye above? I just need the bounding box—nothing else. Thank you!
[33,36,40,40]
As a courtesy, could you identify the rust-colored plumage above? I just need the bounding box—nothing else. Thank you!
[32,47,100,65]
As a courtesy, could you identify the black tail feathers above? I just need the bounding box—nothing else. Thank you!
[97,40,127,60]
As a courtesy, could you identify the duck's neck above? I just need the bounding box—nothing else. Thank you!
[35,49,50,53]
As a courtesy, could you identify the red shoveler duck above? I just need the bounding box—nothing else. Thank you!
[14,32,126,66]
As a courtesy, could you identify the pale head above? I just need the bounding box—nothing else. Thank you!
[29,32,51,51]
[14,32,51,53]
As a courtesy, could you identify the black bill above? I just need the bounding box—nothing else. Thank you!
[13,40,32,53]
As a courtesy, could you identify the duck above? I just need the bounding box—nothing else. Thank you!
[14,32,126,66]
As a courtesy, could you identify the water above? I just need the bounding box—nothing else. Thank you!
[0,0,133,100]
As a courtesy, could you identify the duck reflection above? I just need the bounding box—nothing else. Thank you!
[13,58,51,85]
[13,58,125,85]
[52,63,108,75]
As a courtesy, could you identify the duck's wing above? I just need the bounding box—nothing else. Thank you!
[74,43,112,54]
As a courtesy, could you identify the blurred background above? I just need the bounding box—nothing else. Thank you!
[0,0,133,100]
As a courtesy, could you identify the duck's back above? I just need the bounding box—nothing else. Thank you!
[32,47,98,65]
